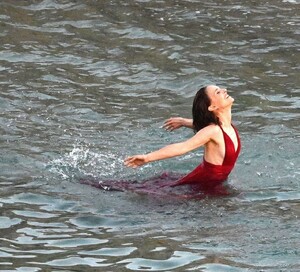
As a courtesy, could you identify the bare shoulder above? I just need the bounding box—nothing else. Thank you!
[199,124,221,135]
[199,124,223,142]
[194,124,222,141]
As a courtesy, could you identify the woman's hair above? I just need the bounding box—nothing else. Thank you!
[192,86,220,132]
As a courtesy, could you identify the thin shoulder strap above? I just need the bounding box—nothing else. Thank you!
[231,124,241,153]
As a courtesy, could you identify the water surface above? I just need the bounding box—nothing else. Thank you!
[0,0,299,271]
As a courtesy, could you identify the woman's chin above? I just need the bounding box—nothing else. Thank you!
[228,96,234,104]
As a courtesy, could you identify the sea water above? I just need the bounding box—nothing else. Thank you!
[0,0,299,271]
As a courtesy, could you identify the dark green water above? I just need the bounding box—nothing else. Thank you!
[0,0,299,271]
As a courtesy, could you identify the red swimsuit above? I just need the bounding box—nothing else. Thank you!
[171,125,241,189]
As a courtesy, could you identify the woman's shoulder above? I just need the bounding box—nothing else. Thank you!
[204,124,224,144]
[196,124,222,138]
[205,124,222,133]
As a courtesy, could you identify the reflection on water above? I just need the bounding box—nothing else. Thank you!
[0,0,299,271]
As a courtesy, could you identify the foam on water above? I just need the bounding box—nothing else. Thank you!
[47,144,125,180]
[46,142,168,187]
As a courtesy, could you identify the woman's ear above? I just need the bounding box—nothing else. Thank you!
[208,105,217,112]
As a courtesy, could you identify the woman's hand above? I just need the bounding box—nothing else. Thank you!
[124,155,148,168]
[163,117,184,131]
[163,117,193,131]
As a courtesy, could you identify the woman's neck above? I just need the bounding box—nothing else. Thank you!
[216,108,232,127]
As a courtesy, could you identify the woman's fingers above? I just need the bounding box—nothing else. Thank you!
[163,117,181,131]
[124,155,145,168]
[124,156,136,166]
[163,118,176,131]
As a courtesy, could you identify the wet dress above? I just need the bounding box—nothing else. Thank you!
[171,124,241,189]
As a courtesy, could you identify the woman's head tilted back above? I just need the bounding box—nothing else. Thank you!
[192,86,220,132]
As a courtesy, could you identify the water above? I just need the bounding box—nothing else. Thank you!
[0,0,299,271]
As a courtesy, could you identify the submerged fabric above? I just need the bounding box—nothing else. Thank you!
[81,125,241,197]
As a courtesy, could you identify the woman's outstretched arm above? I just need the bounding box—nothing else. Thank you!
[163,117,194,131]
[124,125,217,168]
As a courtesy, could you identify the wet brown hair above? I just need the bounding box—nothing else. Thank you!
[192,86,220,132]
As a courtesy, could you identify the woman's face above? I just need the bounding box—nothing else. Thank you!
[206,85,234,110]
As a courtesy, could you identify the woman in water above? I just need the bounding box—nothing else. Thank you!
[124,85,241,190]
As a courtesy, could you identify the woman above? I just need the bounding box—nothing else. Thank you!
[124,85,241,190]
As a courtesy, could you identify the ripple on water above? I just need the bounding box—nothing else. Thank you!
[14,268,41,272]
[196,263,244,272]
[35,256,109,268]
[241,190,300,202]
[79,246,137,257]
[3,192,80,212]
[118,251,204,271]
[47,237,106,248]
[0,216,22,229]
[10,234,107,249]
[69,215,127,230]
[12,210,57,219]
[23,0,81,11]
[110,26,173,41]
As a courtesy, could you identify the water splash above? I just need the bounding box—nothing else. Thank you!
[47,144,126,181]
[46,143,160,182]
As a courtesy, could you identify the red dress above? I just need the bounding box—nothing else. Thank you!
[81,125,241,197]
[171,125,241,189]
